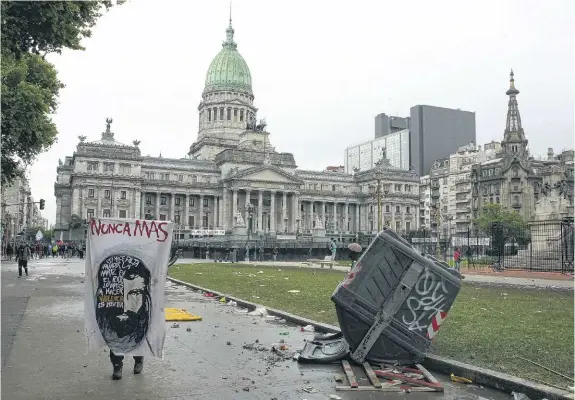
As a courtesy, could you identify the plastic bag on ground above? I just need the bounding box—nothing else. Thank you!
[248,306,268,317]
[300,324,315,332]
[511,392,531,400]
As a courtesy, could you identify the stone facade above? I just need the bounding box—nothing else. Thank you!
[1,175,47,240]
[53,21,420,241]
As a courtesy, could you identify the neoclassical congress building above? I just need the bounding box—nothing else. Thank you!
[53,20,420,241]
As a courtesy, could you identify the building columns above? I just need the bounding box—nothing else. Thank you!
[170,193,176,222]
[199,195,204,227]
[140,192,145,219]
[344,203,349,232]
[270,191,276,232]
[356,204,360,232]
[244,190,251,229]
[155,192,160,220]
[184,194,190,228]
[258,191,263,233]
[332,202,337,232]
[281,192,287,233]
[232,189,238,226]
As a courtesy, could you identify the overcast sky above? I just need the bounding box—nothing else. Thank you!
[28,0,573,224]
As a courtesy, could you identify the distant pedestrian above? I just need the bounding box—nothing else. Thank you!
[6,243,13,261]
[453,247,461,271]
[18,244,31,278]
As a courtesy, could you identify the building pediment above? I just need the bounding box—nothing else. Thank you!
[226,165,304,184]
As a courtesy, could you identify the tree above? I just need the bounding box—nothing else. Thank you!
[1,1,116,186]
[473,203,530,247]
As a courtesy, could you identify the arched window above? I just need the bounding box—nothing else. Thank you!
[234,109,238,121]
[207,110,211,122]
[213,108,217,121]
[227,108,231,120]
[219,108,224,120]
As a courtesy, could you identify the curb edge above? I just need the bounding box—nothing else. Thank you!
[167,277,573,400]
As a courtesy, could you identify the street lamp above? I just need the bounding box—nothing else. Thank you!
[369,174,390,233]
[245,203,255,241]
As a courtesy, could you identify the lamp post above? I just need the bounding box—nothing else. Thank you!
[369,173,389,233]
[245,203,255,241]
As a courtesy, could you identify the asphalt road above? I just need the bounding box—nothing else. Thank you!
[1,257,511,400]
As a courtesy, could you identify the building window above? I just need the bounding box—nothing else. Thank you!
[312,204,316,212]
[203,215,208,227]
[159,214,166,221]
[219,108,224,120]
[103,209,111,218]
[227,108,231,120]
[87,209,94,219]
[119,210,127,218]
[406,206,411,214]
[240,109,244,122]
[189,197,195,207]
[208,109,212,122]
[178,174,183,181]
[396,206,400,213]
[192,175,197,183]
[174,214,180,224]
[332,185,336,191]
[203,198,208,207]
[161,196,166,205]
[396,221,401,231]
[188,216,195,227]
[406,221,411,232]
[149,172,155,180]
[325,205,328,212]
[121,191,126,199]
[87,162,99,171]
[234,109,238,121]
[301,204,304,212]
[385,205,390,212]
[88,189,95,198]
[146,196,152,204]
[175,197,181,206]
[104,163,114,173]
[120,164,131,174]
[105,190,111,199]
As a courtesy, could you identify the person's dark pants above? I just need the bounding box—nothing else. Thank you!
[18,260,28,276]
[109,350,143,367]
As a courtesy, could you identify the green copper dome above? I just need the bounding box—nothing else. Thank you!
[204,22,252,94]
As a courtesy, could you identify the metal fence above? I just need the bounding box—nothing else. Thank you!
[407,218,574,274]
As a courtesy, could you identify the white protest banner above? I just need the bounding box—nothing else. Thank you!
[84,218,174,358]
[35,230,43,241]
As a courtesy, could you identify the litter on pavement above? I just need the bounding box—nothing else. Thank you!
[165,308,202,322]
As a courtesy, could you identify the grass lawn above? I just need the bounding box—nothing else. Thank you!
[169,262,574,388]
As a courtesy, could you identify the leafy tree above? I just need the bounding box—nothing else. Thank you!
[1,1,116,186]
[473,203,530,247]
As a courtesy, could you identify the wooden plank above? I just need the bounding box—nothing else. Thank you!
[341,360,359,388]
[363,363,382,388]
[415,363,440,385]
[335,386,437,392]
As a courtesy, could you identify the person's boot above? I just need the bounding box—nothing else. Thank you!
[112,363,123,380]
[133,358,143,374]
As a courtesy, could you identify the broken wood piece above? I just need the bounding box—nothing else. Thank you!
[341,360,359,388]
[415,363,440,385]
[363,362,382,388]
[335,385,438,392]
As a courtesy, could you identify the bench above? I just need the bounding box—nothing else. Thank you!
[305,256,335,269]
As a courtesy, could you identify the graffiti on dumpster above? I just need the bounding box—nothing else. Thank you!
[402,269,449,334]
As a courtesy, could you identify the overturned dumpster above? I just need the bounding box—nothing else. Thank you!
[298,228,462,365]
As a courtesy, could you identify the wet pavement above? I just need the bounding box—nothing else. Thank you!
[2,257,511,400]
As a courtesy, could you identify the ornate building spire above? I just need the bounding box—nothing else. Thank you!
[223,2,237,49]
[501,70,528,158]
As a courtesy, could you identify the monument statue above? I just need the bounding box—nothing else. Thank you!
[78,135,87,142]
[132,140,141,147]
[106,117,113,132]
[313,213,324,229]
[246,114,257,130]
[235,211,245,226]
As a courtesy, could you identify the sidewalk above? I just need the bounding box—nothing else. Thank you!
[1,258,510,400]
[175,258,575,289]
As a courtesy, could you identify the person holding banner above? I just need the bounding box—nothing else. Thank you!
[85,218,174,380]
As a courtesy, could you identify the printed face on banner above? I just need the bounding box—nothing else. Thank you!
[95,255,152,353]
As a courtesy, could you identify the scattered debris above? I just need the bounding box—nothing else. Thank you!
[226,300,237,307]
[279,332,289,336]
[226,341,232,346]
[300,325,315,332]
[329,395,342,400]
[248,307,268,317]
[512,392,531,400]
[219,297,227,303]
[302,386,319,393]
[186,327,191,332]
[287,290,300,293]
[257,270,264,274]
[450,373,472,384]
[242,387,250,392]
[171,322,179,328]
[334,375,345,382]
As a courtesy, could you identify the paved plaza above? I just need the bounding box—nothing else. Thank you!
[2,257,511,399]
